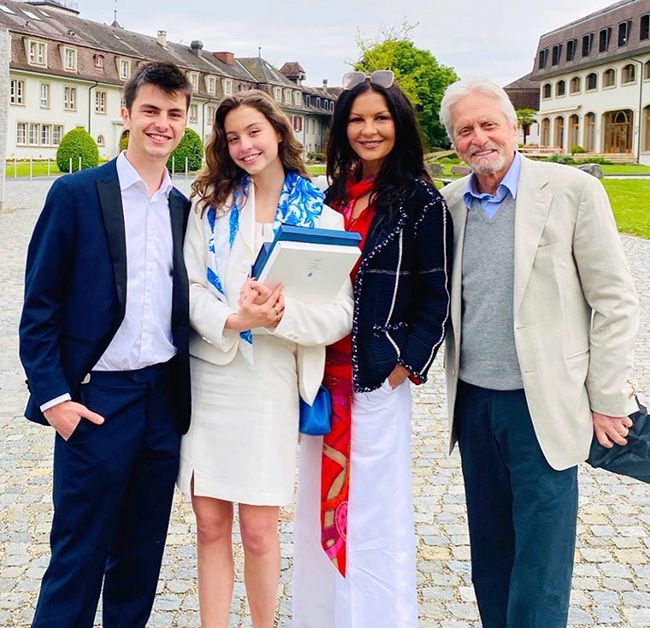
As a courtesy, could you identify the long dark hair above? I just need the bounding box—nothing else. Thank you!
[192,89,308,215]
[325,81,430,225]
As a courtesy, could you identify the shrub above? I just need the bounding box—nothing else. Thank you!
[167,128,204,173]
[119,132,129,152]
[547,153,575,165]
[575,156,613,165]
[56,127,99,173]
[570,145,586,155]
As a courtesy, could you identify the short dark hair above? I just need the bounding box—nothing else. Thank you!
[326,81,429,225]
[123,62,192,111]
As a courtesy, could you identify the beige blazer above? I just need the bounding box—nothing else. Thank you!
[183,186,353,405]
[441,155,639,470]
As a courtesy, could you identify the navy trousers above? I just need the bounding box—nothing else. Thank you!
[32,363,180,628]
[455,381,578,628]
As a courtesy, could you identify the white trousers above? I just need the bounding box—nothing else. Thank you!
[292,381,417,628]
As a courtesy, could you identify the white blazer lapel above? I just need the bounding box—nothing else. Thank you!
[448,185,467,361]
[513,157,553,315]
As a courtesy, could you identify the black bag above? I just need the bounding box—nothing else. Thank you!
[586,397,649,483]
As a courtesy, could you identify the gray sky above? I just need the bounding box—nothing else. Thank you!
[79,0,618,88]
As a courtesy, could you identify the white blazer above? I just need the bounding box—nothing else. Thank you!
[183,185,354,405]
[441,156,639,470]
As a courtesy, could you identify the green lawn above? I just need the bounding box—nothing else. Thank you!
[602,179,650,239]
[306,164,326,176]
[5,161,63,177]
[601,164,650,175]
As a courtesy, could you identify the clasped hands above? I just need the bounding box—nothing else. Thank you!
[226,278,285,332]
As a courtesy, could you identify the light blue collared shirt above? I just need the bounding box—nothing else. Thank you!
[463,151,521,220]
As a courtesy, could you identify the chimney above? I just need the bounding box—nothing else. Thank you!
[322,79,328,88]
[157,30,167,47]
[190,40,204,55]
[214,51,235,66]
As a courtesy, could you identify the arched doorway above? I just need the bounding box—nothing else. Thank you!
[541,118,550,146]
[604,110,633,153]
[553,116,565,151]
[568,115,579,149]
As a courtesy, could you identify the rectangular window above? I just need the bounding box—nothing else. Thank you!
[118,59,130,80]
[40,82,49,108]
[28,40,47,66]
[41,124,51,145]
[599,28,611,52]
[53,125,63,145]
[206,105,215,124]
[274,87,282,102]
[551,44,562,66]
[64,86,77,111]
[206,76,216,95]
[189,104,198,123]
[189,73,199,92]
[16,122,27,145]
[566,39,576,62]
[538,49,547,69]
[641,14,649,41]
[95,90,106,114]
[582,33,593,57]
[223,79,233,96]
[10,79,24,105]
[95,54,104,69]
[28,122,38,145]
[618,21,629,47]
[63,47,77,71]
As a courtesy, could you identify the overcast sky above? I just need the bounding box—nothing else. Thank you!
[78,0,618,87]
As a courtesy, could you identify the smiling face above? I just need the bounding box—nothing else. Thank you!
[450,91,518,189]
[346,89,396,178]
[120,83,187,168]
[224,104,282,177]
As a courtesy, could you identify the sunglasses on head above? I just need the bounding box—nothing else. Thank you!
[341,70,395,90]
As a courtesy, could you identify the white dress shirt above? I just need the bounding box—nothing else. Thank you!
[41,152,176,411]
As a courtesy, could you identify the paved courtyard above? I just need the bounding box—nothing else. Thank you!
[0,177,648,627]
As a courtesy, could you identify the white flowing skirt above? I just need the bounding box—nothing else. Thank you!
[292,380,417,628]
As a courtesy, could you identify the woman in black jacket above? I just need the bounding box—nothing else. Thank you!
[292,70,452,627]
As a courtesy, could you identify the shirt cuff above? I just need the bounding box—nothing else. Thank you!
[40,393,72,412]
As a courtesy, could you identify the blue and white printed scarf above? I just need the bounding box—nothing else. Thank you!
[204,171,324,365]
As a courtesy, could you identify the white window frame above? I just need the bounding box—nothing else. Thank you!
[118,58,131,80]
[10,79,24,105]
[95,90,107,114]
[206,76,216,95]
[294,91,301,106]
[188,72,199,93]
[16,122,27,145]
[274,87,282,102]
[40,82,50,108]
[27,39,47,66]
[223,79,233,96]
[63,46,77,71]
[97,134,105,146]
[64,86,77,111]
[17,122,63,146]
[189,103,198,123]
[94,54,104,69]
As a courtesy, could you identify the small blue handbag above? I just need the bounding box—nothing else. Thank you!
[299,385,332,436]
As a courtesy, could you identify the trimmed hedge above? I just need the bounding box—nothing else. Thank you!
[167,128,204,173]
[56,127,99,172]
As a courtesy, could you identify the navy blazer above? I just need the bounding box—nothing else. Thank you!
[351,179,452,392]
[19,159,192,433]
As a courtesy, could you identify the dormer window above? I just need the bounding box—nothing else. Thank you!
[94,54,104,69]
[188,72,199,93]
[117,58,131,80]
[206,76,217,95]
[274,87,282,102]
[222,79,233,96]
[27,39,47,66]
[62,46,77,71]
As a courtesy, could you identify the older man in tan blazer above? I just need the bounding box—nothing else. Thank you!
[439,78,639,628]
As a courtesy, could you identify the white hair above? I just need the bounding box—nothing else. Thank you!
[439,76,517,141]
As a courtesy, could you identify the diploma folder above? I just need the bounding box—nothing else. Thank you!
[252,225,361,303]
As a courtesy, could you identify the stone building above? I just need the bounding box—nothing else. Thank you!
[531,0,650,163]
[3,0,336,160]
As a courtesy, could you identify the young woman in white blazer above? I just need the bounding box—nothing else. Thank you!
[179,90,353,627]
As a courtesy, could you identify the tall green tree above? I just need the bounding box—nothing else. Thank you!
[354,25,458,149]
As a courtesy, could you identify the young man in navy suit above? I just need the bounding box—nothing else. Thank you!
[20,62,193,628]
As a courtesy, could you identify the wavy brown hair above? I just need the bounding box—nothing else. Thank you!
[192,89,308,215]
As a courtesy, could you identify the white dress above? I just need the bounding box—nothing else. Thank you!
[178,224,300,506]
[292,380,418,627]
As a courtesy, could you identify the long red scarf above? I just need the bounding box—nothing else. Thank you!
[320,177,375,576]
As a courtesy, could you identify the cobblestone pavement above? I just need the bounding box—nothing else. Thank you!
[0,178,648,627]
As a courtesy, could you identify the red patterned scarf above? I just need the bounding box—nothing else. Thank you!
[320,177,375,576]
